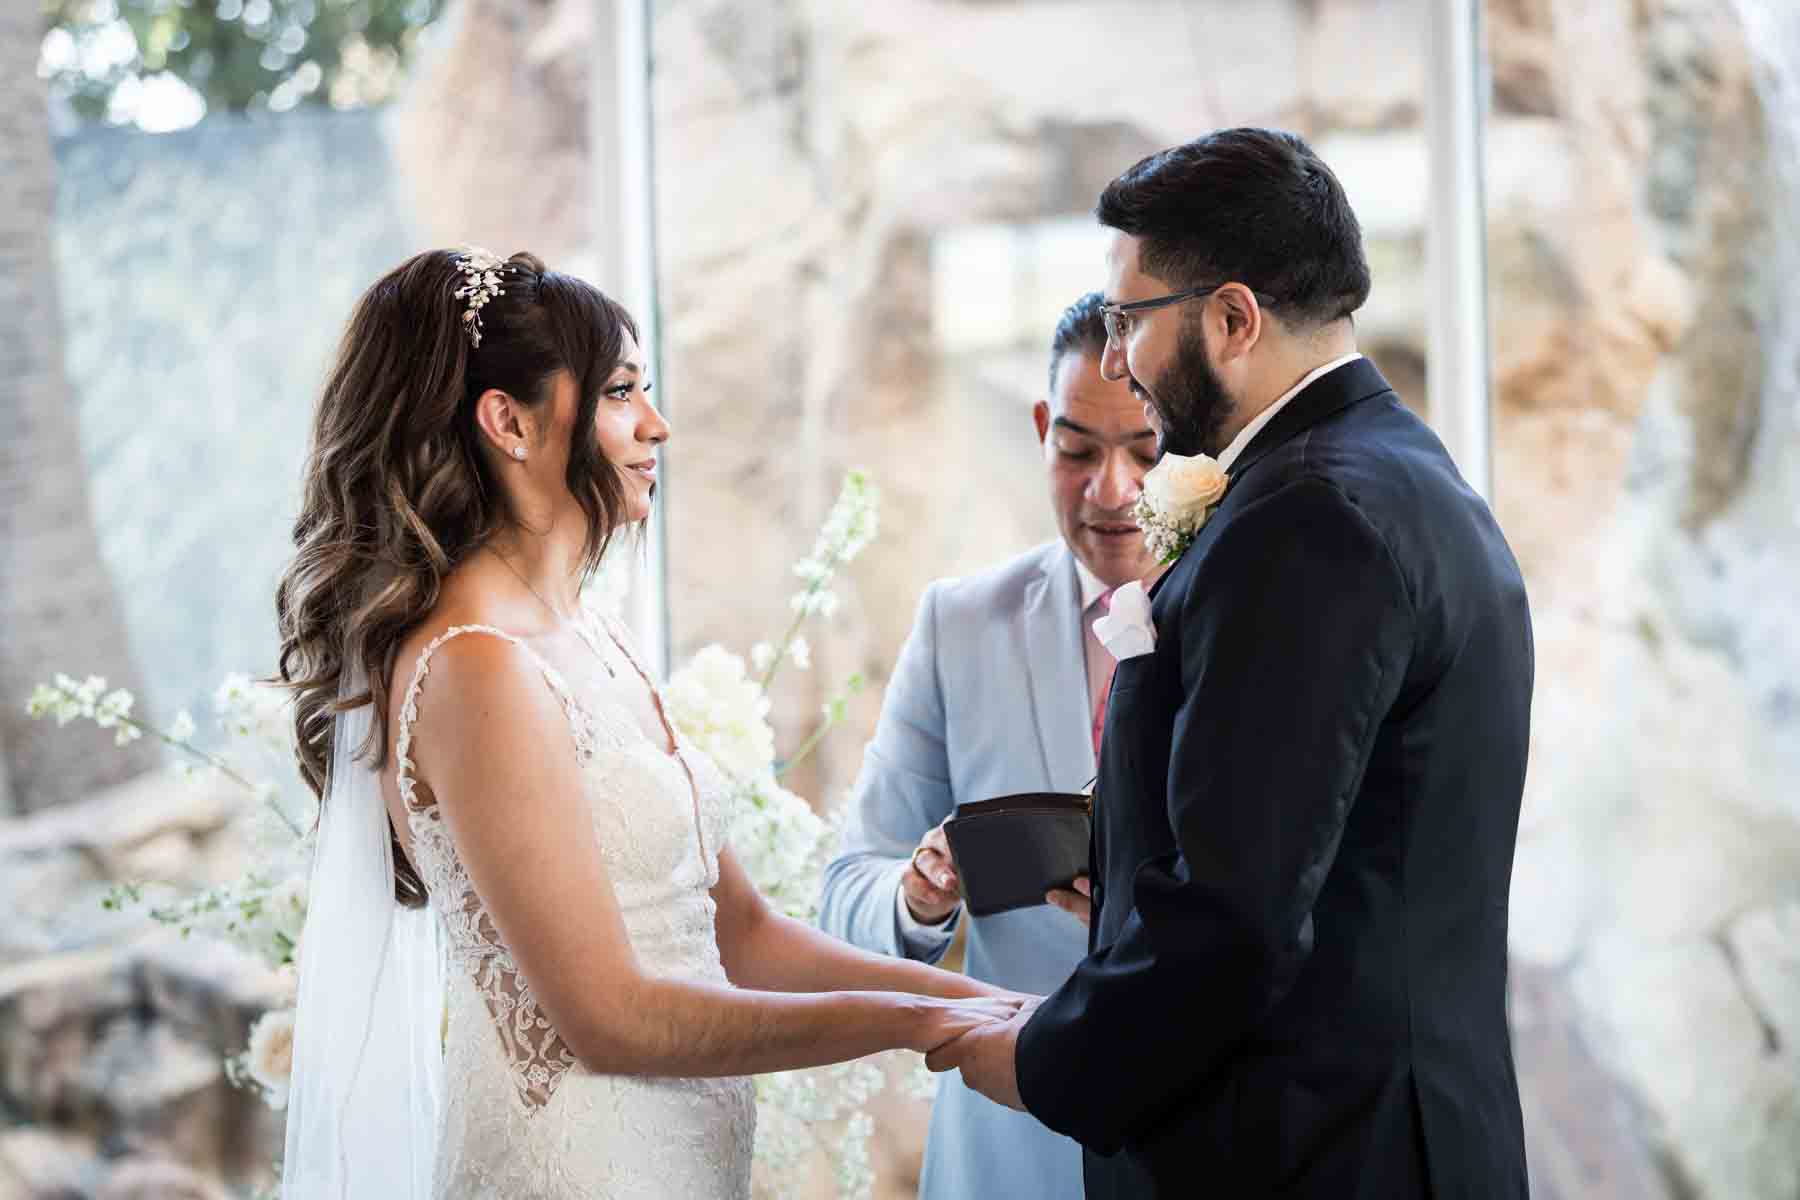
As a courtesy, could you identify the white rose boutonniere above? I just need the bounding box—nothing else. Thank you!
[1135,452,1229,564]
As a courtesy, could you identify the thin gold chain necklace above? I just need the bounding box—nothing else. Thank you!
[484,546,615,678]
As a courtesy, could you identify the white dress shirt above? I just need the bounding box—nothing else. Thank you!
[1216,352,1364,471]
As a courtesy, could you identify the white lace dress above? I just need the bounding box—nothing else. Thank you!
[395,617,756,1199]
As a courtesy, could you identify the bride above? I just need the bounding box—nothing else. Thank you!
[274,248,1022,1199]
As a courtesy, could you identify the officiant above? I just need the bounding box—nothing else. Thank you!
[817,292,1155,1200]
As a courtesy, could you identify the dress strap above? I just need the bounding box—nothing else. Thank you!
[394,624,592,812]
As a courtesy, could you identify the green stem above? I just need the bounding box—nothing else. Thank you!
[121,714,306,841]
[757,604,813,693]
[756,542,847,693]
[774,714,838,779]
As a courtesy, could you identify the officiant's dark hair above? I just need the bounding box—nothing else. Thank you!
[1048,291,1109,390]
[1096,128,1371,330]
[276,249,639,905]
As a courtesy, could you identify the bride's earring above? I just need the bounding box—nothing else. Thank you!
[511,446,527,462]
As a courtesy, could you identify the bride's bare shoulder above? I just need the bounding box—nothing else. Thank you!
[388,578,558,741]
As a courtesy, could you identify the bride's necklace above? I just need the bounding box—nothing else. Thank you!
[486,546,616,679]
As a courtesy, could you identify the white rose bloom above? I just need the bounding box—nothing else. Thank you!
[1143,452,1229,525]
[246,1007,297,1109]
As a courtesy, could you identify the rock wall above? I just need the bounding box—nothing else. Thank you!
[0,773,286,1196]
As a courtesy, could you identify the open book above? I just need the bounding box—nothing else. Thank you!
[942,792,1092,917]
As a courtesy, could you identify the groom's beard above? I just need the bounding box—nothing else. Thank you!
[1145,325,1233,458]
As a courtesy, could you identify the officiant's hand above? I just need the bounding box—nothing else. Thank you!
[924,1005,1029,1111]
[903,819,962,923]
[1045,875,1091,927]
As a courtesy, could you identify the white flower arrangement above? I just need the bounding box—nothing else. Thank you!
[28,466,898,1199]
[661,471,890,1197]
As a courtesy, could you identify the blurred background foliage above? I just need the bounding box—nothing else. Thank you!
[39,0,443,129]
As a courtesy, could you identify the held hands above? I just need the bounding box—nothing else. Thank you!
[910,995,1028,1056]
[1045,875,1092,928]
[903,818,962,923]
[923,997,1038,1112]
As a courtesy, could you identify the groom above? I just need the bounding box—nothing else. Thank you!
[930,128,1534,1198]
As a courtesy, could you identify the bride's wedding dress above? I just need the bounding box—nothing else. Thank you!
[394,615,756,1198]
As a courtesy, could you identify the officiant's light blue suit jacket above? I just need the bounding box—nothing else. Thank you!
[818,540,1092,1200]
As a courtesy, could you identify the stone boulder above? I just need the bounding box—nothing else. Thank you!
[0,937,284,1190]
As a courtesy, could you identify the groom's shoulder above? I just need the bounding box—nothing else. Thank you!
[1231,394,1441,518]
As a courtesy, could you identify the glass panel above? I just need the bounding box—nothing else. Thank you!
[1490,2,1800,1196]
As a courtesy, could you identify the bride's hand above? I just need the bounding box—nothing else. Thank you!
[907,995,1026,1055]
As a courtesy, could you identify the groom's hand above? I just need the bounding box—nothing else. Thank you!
[903,819,962,923]
[924,1006,1028,1111]
[1045,875,1091,927]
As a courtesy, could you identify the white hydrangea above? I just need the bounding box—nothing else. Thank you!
[727,776,832,920]
[664,646,776,783]
[835,1110,876,1200]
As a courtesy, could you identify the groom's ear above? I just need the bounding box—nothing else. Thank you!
[1032,400,1052,446]
[1212,284,1265,360]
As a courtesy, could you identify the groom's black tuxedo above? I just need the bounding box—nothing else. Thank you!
[1016,358,1533,1198]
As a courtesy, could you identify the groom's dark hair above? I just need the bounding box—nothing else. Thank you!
[1097,128,1371,331]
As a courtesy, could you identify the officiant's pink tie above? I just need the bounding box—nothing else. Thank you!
[1091,586,1118,760]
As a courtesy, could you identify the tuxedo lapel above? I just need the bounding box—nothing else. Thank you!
[1226,356,1394,484]
[1021,543,1096,790]
[1143,363,1392,600]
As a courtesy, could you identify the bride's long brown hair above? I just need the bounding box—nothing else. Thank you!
[276,249,639,904]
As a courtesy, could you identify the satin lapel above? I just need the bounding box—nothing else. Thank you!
[1021,543,1096,790]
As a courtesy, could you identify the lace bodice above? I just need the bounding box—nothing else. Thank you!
[395,615,753,1198]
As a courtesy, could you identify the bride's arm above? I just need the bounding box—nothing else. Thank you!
[710,846,1021,1001]
[413,637,1017,1079]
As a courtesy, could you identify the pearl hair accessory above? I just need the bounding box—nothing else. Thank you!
[452,247,507,347]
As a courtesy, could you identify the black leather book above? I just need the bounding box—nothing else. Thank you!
[942,792,1092,917]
